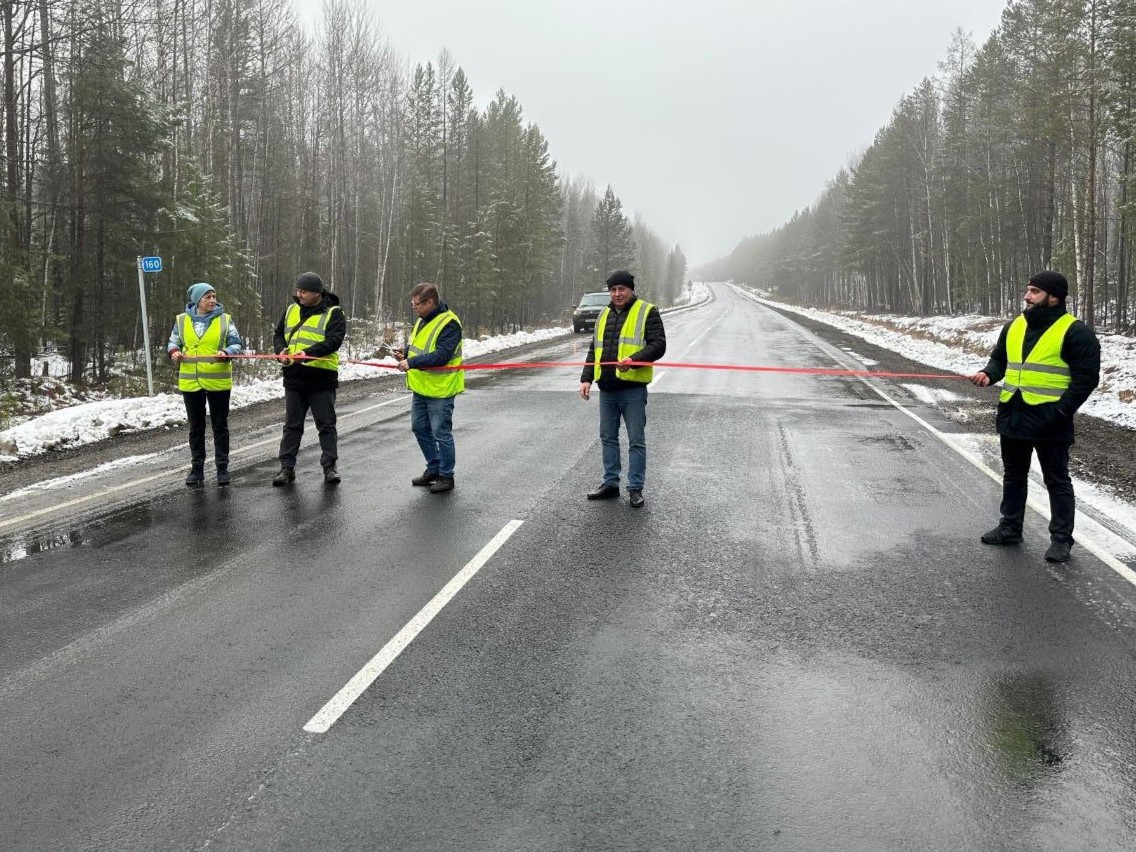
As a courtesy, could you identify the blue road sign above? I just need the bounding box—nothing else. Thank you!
[141,256,163,273]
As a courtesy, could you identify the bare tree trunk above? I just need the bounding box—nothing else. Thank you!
[1082,0,1098,326]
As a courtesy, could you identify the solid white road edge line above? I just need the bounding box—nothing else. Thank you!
[0,394,410,533]
[856,375,1136,589]
[734,282,1136,589]
[303,519,525,734]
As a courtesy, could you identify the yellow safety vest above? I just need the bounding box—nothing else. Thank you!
[406,310,464,398]
[1000,313,1076,405]
[593,299,655,384]
[177,312,233,392]
[283,303,341,371]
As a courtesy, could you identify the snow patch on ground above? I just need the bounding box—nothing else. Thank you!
[753,291,1136,431]
[0,326,572,461]
[901,384,966,406]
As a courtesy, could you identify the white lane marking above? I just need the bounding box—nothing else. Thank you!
[0,394,411,533]
[854,375,1136,589]
[683,324,711,355]
[0,453,164,503]
[303,519,525,734]
[649,371,665,389]
[743,284,1136,588]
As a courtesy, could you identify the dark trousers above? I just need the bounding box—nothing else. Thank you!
[278,387,338,469]
[999,436,1075,543]
[183,389,230,468]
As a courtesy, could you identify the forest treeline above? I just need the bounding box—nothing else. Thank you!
[699,0,1136,334]
[0,0,687,386]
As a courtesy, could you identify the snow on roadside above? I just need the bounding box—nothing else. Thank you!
[745,288,1136,432]
[0,326,569,462]
[0,454,164,503]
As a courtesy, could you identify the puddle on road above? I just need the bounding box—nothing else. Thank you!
[0,528,86,564]
[0,502,160,566]
[987,673,1070,779]
[741,655,1133,848]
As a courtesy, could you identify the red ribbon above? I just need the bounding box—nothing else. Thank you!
[223,353,965,381]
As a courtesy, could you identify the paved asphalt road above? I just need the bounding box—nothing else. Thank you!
[4,284,1136,851]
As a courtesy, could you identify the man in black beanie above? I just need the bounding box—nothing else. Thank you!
[970,270,1100,562]
[271,271,347,485]
[579,270,666,508]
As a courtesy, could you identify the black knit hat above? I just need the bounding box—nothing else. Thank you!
[295,271,324,293]
[606,270,635,289]
[1029,270,1068,300]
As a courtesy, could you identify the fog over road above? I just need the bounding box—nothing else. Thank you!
[4,284,1136,851]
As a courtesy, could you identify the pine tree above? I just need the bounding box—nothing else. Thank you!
[64,0,172,383]
[590,186,635,281]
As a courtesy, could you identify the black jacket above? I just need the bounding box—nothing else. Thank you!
[580,295,667,391]
[980,304,1100,443]
[272,291,347,391]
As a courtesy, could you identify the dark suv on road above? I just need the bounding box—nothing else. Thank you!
[572,292,610,333]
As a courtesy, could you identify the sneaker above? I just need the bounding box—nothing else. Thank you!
[272,467,295,487]
[216,466,231,487]
[628,489,645,508]
[429,476,455,493]
[1045,540,1072,563]
[980,525,1022,545]
[412,469,440,487]
[323,465,341,485]
[185,466,205,489]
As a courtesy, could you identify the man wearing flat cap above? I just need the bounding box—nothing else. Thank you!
[971,270,1100,562]
[271,271,347,486]
[579,270,666,508]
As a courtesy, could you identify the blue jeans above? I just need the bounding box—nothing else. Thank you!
[411,393,456,477]
[599,385,648,490]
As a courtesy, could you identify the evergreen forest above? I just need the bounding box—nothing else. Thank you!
[0,0,689,387]
[699,0,1136,334]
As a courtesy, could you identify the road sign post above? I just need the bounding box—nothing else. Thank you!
[137,256,162,396]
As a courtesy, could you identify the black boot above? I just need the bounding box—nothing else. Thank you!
[587,484,619,500]
[980,525,1022,545]
[216,465,231,487]
[185,465,205,489]
[429,476,455,493]
[1045,540,1072,563]
[272,467,295,486]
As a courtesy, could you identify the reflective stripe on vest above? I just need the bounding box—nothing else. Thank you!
[284,303,340,371]
[999,312,1076,404]
[406,310,464,398]
[178,312,232,392]
[592,299,655,384]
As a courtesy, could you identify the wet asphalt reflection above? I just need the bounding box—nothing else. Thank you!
[3,283,1136,850]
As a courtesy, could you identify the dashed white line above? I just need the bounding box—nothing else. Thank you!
[303,519,525,734]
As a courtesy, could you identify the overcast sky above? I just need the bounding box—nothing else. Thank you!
[295,0,1008,266]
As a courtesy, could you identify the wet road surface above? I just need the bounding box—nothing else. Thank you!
[4,284,1136,850]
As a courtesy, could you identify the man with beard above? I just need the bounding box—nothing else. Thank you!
[970,271,1100,562]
